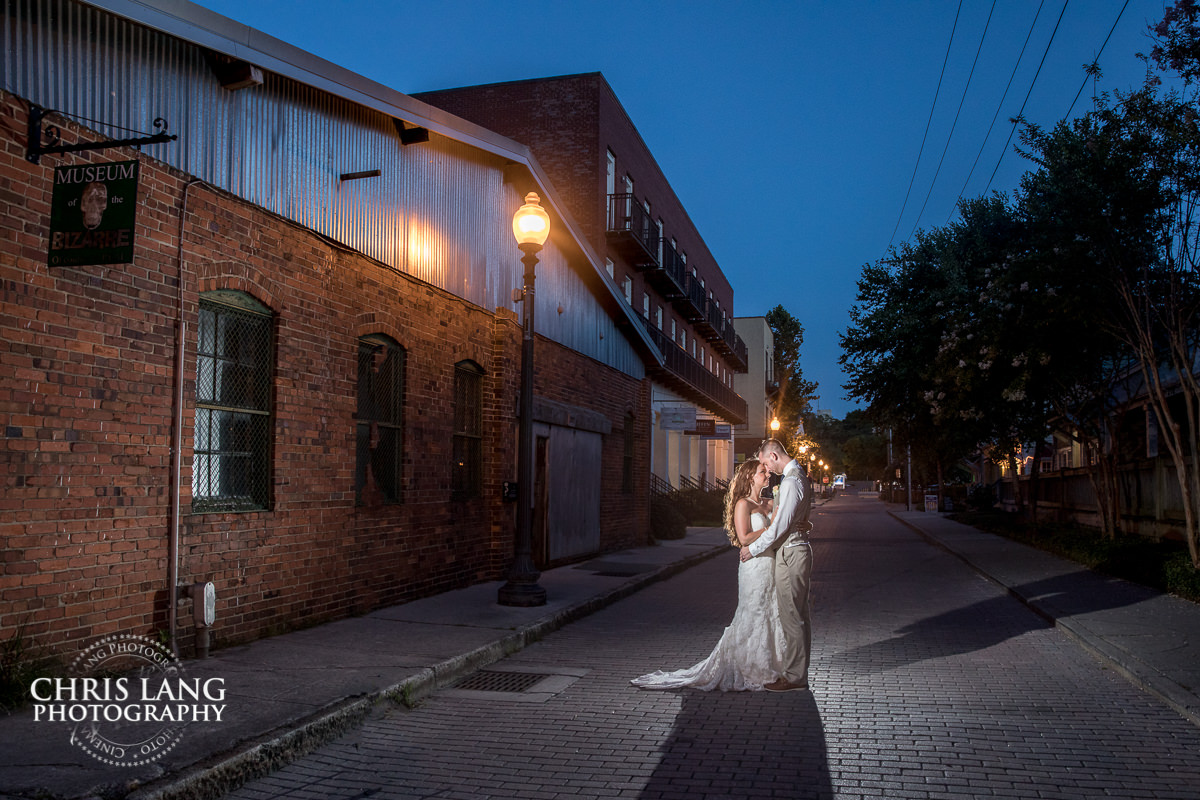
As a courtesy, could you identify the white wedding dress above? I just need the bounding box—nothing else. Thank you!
[631,512,786,691]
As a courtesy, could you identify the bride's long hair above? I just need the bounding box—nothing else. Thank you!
[723,458,761,547]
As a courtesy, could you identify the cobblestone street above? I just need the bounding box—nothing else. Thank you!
[224,496,1200,799]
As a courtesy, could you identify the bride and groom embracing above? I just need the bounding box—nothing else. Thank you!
[632,439,814,693]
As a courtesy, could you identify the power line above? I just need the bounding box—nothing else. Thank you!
[887,0,964,249]
[1064,0,1130,118]
[909,0,998,239]
[948,0,1048,222]
[983,0,1071,195]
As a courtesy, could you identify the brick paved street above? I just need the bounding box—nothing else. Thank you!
[224,496,1200,799]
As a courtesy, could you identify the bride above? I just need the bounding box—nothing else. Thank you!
[631,458,786,691]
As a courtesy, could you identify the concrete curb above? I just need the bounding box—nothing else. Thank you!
[889,511,1200,729]
[126,538,730,800]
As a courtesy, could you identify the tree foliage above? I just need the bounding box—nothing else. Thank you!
[765,304,817,441]
[841,2,1200,564]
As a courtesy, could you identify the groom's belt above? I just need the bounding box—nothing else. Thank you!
[783,520,814,545]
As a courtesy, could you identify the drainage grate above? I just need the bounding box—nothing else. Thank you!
[452,670,551,693]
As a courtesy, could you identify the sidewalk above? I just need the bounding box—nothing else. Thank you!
[891,508,1200,729]
[0,528,733,800]
[4,509,1200,800]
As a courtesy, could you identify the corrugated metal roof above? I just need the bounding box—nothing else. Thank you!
[5,0,662,373]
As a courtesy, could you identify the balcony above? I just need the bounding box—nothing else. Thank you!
[697,296,723,342]
[649,241,688,299]
[702,312,747,372]
[643,323,748,426]
[727,330,748,371]
[606,193,659,269]
[676,272,707,323]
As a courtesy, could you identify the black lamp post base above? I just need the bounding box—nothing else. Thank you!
[497,580,547,607]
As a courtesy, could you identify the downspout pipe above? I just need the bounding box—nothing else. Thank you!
[170,179,201,657]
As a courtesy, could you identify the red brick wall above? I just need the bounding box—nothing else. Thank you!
[416,73,734,308]
[0,92,650,657]
[415,77,604,247]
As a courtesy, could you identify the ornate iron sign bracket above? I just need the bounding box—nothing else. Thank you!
[26,105,178,165]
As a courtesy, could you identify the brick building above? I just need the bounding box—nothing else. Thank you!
[1,1,665,657]
[415,74,750,491]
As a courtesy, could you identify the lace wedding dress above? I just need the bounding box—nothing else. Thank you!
[631,512,786,691]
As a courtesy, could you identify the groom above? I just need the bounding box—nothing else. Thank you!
[740,438,814,691]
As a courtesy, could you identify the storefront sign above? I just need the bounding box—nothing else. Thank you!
[700,423,732,440]
[48,160,138,266]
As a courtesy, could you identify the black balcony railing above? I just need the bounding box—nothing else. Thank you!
[651,242,688,299]
[607,194,747,372]
[643,323,748,425]
[728,332,748,370]
[676,273,707,322]
[698,297,724,342]
[703,312,747,371]
[606,193,659,268]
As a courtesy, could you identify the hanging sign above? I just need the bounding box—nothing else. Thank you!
[686,419,715,436]
[700,423,731,440]
[48,160,138,266]
[660,406,697,431]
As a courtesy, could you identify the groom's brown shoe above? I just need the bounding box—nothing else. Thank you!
[764,678,809,692]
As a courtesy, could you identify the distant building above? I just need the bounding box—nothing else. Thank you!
[732,317,776,461]
[415,74,749,491]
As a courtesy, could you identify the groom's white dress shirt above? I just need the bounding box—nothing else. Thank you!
[747,459,806,558]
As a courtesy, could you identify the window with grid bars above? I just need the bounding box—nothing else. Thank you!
[356,335,405,504]
[452,361,483,500]
[192,292,273,512]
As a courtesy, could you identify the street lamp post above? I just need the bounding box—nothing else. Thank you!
[498,192,550,607]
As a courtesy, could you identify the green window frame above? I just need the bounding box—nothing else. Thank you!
[356,334,405,504]
[192,291,273,512]
[452,360,483,500]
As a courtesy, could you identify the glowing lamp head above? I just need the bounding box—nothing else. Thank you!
[513,192,551,248]
[770,418,780,432]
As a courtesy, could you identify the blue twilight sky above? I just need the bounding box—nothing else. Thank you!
[192,0,1173,418]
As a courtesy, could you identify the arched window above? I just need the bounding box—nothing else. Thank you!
[356,334,405,504]
[452,360,484,500]
[193,290,273,512]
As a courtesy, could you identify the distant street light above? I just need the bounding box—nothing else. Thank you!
[498,192,550,607]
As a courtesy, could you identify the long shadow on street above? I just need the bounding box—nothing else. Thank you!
[639,688,832,800]
[823,499,1158,675]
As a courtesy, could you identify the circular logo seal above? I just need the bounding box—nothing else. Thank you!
[56,633,186,767]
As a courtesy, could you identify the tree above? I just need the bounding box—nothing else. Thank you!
[819,410,887,481]
[841,210,1013,500]
[765,305,817,447]
[1012,109,1164,536]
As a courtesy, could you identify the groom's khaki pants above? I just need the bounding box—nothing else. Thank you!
[774,541,813,684]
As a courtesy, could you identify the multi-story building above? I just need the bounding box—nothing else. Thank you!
[1,1,664,655]
[732,317,777,461]
[415,74,749,490]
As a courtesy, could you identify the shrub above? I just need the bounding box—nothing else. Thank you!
[650,495,687,540]
[1164,551,1200,600]
[966,484,996,510]
[672,489,725,526]
[951,508,1200,604]
[0,623,61,713]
